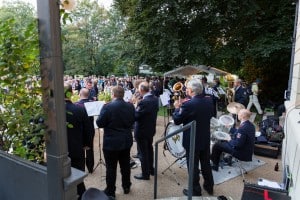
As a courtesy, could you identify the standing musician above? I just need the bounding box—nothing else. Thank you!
[96,86,135,199]
[64,83,94,199]
[75,88,95,173]
[134,81,159,180]
[172,78,214,196]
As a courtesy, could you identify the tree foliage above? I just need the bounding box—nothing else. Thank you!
[0,2,45,163]
[62,0,140,76]
[115,0,295,103]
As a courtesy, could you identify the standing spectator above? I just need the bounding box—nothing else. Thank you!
[85,79,97,101]
[96,86,135,199]
[64,83,94,200]
[234,79,248,107]
[134,81,159,180]
[75,88,95,173]
[247,79,263,115]
[172,78,214,196]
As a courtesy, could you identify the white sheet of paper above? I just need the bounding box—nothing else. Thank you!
[84,101,105,116]
[124,90,133,102]
[160,91,170,106]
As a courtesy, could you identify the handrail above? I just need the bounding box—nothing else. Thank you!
[154,120,196,200]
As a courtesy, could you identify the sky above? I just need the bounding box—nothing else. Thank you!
[0,0,113,10]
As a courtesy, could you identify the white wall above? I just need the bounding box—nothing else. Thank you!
[283,2,300,199]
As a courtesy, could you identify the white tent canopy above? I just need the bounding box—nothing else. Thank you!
[163,65,229,77]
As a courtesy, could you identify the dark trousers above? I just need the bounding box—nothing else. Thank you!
[211,141,234,166]
[71,157,86,200]
[135,137,154,177]
[85,137,94,172]
[103,148,131,196]
[185,148,214,192]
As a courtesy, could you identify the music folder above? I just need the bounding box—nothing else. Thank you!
[84,101,105,116]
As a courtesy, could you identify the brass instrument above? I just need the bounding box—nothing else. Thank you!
[172,82,185,100]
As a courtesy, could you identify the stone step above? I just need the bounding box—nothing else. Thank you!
[157,197,220,200]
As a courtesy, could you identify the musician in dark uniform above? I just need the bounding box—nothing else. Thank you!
[96,86,135,198]
[233,79,247,107]
[134,81,159,180]
[64,83,94,200]
[75,88,95,173]
[172,78,214,196]
[210,109,255,171]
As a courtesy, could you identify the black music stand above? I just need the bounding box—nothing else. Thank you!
[93,127,105,171]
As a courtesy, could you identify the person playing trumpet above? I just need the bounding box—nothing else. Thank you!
[172,78,214,196]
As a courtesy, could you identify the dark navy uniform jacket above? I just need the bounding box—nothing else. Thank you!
[172,94,214,152]
[228,120,255,161]
[234,86,247,107]
[65,100,94,159]
[96,98,135,151]
[134,94,159,139]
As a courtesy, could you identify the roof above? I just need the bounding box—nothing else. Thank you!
[163,65,229,77]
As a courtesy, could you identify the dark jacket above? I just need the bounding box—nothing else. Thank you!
[75,98,95,136]
[65,100,93,159]
[172,94,214,152]
[234,86,247,107]
[134,94,159,139]
[96,98,135,151]
[228,120,255,161]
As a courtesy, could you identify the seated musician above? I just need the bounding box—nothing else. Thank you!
[210,109,255,171]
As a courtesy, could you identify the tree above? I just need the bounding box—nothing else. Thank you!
[0,2,45,163]
[115,0,295,103]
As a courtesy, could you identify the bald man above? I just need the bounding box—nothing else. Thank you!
[210,109,255,171]
[76,88,95,173]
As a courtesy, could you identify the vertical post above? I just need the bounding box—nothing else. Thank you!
[187,121,196,200]
[37,0,72,199]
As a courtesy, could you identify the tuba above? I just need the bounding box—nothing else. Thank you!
[172,82,185,100]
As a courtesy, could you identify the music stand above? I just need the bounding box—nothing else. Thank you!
[93,127,105,170]
[84,101,106,170]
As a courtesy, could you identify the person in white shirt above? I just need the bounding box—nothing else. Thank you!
[247,79,263,115]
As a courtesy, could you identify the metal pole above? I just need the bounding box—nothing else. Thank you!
[187,121,196,200]
[37,0,72,199]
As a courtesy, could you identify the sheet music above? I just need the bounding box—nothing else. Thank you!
[84,101,105,116]
[124,90,133,102]
[160,91,170,106]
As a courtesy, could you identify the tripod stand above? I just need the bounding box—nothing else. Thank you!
[93,128,105,171]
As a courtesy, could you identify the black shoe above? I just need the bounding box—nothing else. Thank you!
[104,190,115,200]
[211,164,219,172]
[123,187,130,194]
[134,174,150,180]
[182,188,202,196]
[149,170,154,176]
[203,185,214,195]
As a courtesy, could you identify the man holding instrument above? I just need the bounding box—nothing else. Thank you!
[172,78,214,196]
[210,108,255,171]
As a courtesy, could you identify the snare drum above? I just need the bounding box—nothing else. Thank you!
[164,122,186,158]
[212,131,231,141]
[219,115,234,133]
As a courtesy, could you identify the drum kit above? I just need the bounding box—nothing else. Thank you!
[161,101,244,178]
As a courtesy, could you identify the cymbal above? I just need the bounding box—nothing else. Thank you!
[227,102,245,114]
